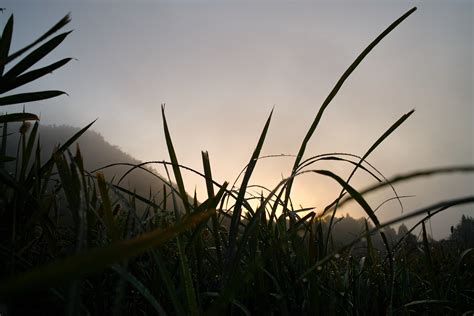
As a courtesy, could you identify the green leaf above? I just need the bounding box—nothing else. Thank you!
[0,90,67,106]
[0,15,13,76]
[227,108,273,260]
[1,14,71,68]
[0,58,72,94]
[283,7,417,214]
[0,112,39,123]
[202,150,223,270]
[3,31,72,80]
[161,105,191,214]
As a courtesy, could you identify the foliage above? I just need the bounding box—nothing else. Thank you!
[450,215,474,248]
[1,7,474,316]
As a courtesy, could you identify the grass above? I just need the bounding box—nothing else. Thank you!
[1,6,474,315]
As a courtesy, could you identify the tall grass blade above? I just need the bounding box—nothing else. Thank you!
[0,113,39,123]
[0,15,13,76]
[202,150,223,269]
[0,58,72,94]
[3,31,72,79]
[0,90,67,105]
[0,195,225,296]
[227,109,273,260]
[422,221,440,298]
[332,166,474,210]
[284,7,417,215]
[161,105,191,214]
[97,172,120,241]
[1,14,71,67]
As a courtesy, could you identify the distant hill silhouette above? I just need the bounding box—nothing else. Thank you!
[4,123,179,212]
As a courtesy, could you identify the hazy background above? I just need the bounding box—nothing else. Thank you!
[1,0,473,239]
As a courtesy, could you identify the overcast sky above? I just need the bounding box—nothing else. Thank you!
[2,0,473,239]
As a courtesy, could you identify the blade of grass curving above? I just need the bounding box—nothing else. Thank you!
[310,168,394,302]
[227,108,273,261]
[331,166,474,211]
[283,7,417,217]
[0,188,226,297]
[324,110,415,254]
[161,104,191,214]
[0,15,13,76]
[309,170,381,230]
[3,31,72,79]
[0,58,72,93]
[19,121,39,182]
[2,31,72,81]
[2,14,71,67]
[0,90,67,106]
[0,112,39,123]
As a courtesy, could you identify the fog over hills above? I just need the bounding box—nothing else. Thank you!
[4,122,469,243]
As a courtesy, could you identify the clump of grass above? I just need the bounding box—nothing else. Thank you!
[1,6,474,316]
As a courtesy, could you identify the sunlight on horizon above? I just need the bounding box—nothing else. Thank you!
[2,0,472,238]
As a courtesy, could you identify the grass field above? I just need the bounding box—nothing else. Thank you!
[1,7,473,315]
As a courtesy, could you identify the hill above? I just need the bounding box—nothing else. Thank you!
[4,122,178,213]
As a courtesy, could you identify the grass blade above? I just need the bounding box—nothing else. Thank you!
[283,7,417,214]
[0,58,72,94]
[0,90,67,106]
[0,15,13,76]
[161,105,191,214]
[25,119,96,187]
[0,199,223,297]
[1,14,71,67]
[0,113,39,123]
[3,31,72,79]
[227,108,273,260]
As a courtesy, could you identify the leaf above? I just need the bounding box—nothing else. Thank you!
[227,108,273,260]
[0,154,15,162]
[0,112,39,123]
[0,90,67,106]
[0,15,13,76]
[0,187,226,297]
[25,119,96,187]
[97,172,120,241]
[0,58,72,94]
[3,31,72,80]
[1,14,71,68]
[283,7,417,213]
[161,105,191,214]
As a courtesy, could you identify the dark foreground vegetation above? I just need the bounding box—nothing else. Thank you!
[1,7,473,315]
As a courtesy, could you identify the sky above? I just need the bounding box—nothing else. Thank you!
[2,0,473,239]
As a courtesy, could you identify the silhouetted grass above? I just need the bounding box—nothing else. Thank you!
[1,6,473,316]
